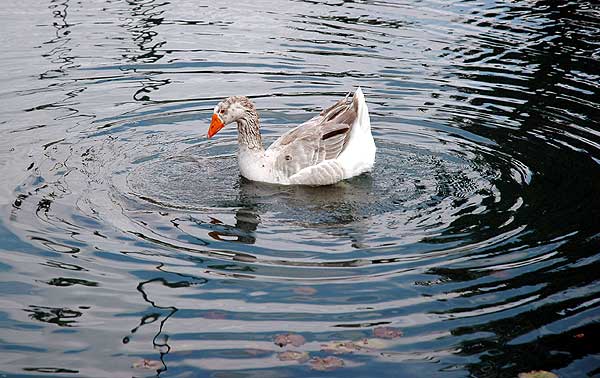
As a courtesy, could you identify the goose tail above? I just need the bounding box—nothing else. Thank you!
[352,87,371,133]
[336,87,376,176]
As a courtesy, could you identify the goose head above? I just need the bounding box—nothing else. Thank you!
[208,96,256,138]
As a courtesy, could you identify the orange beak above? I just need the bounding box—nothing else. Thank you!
[208,114,224,138]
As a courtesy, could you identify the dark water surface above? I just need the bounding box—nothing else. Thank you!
[1,0,599,377]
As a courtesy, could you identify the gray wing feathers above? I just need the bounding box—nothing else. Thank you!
[271,93,359,178]
[289,160,345,186]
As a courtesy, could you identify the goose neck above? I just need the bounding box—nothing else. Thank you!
[236,109,263,151]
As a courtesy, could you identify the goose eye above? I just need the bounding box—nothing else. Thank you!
[219,109,225,114]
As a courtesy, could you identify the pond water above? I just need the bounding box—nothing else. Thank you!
[1,0,599,377]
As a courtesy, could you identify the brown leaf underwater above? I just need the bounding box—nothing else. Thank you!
[132,359,162,370]
[320,341,363,355]
[309,356,345,371]
[373,326,403,339]
[292,286,317,295]
[277,351,310,363]
[517,370,559,378]
[274,333,306,347]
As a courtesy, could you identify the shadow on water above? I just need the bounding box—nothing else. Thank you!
[430,1,600,376]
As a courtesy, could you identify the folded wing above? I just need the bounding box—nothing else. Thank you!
[270,93,359,178]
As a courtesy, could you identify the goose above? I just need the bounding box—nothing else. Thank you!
[207,87,376,186]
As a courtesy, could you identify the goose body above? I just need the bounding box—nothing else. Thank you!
[208,88,375,186]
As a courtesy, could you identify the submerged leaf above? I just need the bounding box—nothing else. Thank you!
[518,371,558,378]
[132,359,161,370]
[293,286,317,295]
[277,351,310,362]
[360,338,390,349]
[204,311,227,320]
[310,356,345,371]
[274,333,306,347]
[320,341,363,354]
[373,326,403,339]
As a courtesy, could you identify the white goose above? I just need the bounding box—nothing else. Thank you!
[207,88,376,186]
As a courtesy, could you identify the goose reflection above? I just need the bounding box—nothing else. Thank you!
[206,207,260,244]
[205,174,375,247]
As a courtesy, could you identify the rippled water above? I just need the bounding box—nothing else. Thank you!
[1,0,599,377]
